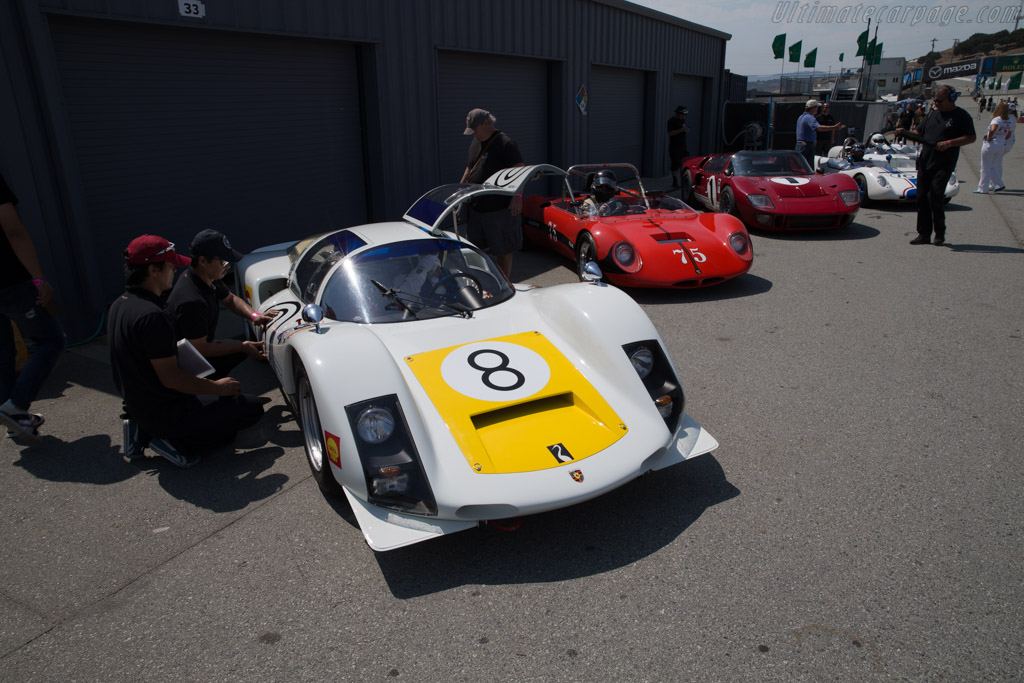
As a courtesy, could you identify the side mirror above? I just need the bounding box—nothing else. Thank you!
[301,303,325,334]
[582,261,605,285]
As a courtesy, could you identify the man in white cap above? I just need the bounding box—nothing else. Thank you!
[796,99,843,168]
[460,108,524,276]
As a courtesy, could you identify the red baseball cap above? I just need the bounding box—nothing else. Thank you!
[123,235,191,266]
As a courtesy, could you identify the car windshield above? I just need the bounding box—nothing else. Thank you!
[317,238,514,323]
[731,152,812,176]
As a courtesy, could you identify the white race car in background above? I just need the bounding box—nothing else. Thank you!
[236,165,718,552]
[815,136,958,203]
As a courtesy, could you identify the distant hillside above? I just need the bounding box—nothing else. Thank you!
[908,29,1024,69]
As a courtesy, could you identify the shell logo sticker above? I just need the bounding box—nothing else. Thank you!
[570,469,584,483]
[769,177,810,186]
[439,340,551,402]
[324,430,341,468]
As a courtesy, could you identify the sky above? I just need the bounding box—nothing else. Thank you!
[630,0,1023,75]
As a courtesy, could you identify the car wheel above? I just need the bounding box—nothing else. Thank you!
[854,174,869,202]
[575,232,598,281]
[680,170,694,204]
[719,187,739,218]
[295,361,344,497]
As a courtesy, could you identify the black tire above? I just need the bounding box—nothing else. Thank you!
[854,175,869,204]
[719,187,739,218]
[680,170,694,204]
[295,361,344,497]
[575,232,598,281]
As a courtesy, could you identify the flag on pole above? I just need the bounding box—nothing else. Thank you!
[1007,71,1023,90]
[873,42,883,65]
[856,30,869,56]
[804,48,817,68]
[997,75,1003,90]
[773,34,786,59]
[839,52,844,62]
[789,40,802,64]
[866,38,877,63]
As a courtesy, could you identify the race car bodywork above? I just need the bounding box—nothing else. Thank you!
[681,150,861,231]
[236,165,719,552]
[521,163,752,288]
[816,139,959,203]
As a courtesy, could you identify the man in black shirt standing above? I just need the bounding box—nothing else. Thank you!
[108,235,264,468]
[460,109,524,277]
[667,106,690,188]
[898,85,976,246]
[0,170,66,440]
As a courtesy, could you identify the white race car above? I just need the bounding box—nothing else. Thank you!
[815,136,959,203]
[236,164,718,552]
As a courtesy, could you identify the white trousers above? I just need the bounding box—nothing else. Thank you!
[978,140,1009,192]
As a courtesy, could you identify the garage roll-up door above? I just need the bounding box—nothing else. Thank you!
[588,65,646,168]
[671,75,705,157]
[49,16,367,300]
[437,52,549,181]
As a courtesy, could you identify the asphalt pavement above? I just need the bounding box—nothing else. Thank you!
[2,98,1022,681]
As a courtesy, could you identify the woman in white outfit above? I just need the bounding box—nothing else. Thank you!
[975,102,1015,193]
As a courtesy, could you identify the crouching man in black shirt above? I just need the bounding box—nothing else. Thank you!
[108,235,264,468]
[167,229,277,379]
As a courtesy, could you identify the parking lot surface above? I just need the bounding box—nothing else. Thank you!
[2,103,1022,681]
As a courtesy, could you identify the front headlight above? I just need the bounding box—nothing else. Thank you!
[357,407,395,444]
[629,346,654,379]
[876,176,889,188]
[622,341,684,430]
[747,194,775,209]
[838,189,860,206]
[612,241,639,271]
[729,231,751,256]
[346,396,437,516]
[949,173,957,185]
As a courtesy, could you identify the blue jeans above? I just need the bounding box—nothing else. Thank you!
[0,281,67,410]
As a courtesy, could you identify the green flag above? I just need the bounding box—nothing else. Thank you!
[866,38,876,63]
[856,30,869,56]
[873,42,883,65]
[789,40,802,64]
[839,52,844,62]
[804,48,817,68]
[1008,71,1023,90]
[997,75,1003,90]
[773,33,786,60]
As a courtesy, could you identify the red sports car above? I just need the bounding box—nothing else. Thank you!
[522,164,752,289]
[680,150,860,230]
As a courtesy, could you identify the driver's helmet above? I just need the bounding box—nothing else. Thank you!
[849,143,866,162]
[592,170,617,203]
[870,133,887,148]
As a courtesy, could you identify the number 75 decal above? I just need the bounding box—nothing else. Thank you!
[672,246,706,264]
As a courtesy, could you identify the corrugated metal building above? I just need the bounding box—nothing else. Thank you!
[1,0,730,338]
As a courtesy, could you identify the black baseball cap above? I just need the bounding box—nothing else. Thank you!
[190,229,243,263]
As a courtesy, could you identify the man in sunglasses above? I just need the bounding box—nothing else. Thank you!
[897,85,976,246]
[108,235,264,468]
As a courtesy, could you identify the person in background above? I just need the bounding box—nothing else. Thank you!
[0,169,66,440]
[667,105,690,188]
[815,102,837,156]
[109,235,264,468]
[796,99,843,168]
[460,109,524,277]
[975,101,1015,194]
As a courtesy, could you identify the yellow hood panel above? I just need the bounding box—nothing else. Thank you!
[405,331,626,474]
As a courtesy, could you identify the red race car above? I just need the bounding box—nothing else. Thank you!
[522,164,752,289]
[680,150,860,230]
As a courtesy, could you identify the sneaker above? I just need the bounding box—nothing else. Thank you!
[122,419,146,460]
[0,401,42,441]
[993,186,1006,192]
[909,236,930,245]
[147,438,200,468]
[933,238,946,246]
[972,190,988,194]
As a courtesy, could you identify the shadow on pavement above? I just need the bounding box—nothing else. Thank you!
[373,454,739,599]
[751,222,880,241]
[944,243,1024,254]
[628,273,772,304]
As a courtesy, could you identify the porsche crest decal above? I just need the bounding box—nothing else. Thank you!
[324,430,341,468]
[570,469,584,483]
